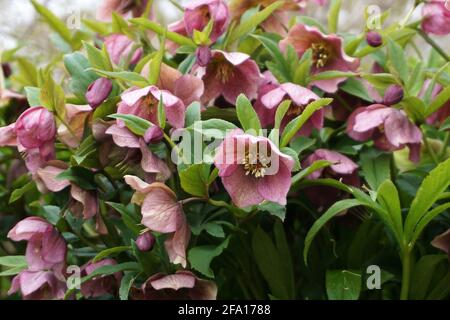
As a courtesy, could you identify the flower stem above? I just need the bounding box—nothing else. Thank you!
[400,247,412,300]
[417,28,450,62]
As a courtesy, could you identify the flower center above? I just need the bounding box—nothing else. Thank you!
[242,151,271,178]
[215,61,234,83]
[144,95,158,115]
[311,42,330,68]
[286,104,305,117]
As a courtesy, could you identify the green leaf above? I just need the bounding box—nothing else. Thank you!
[274,100,291,130]
[40,72,66,119]
[360,150,391,190]
[227,1,284,44]
[83,42,113,71]
[293,49,312,85]
[0,266,27,277]
[106,202,141,236]
[258,201,286,221]
[236,94,261,133]
[281,98,333,147]
[377,180,403,242]
[326,270,361,300]
[0,256,27,268]
[64,52,99,102]
[148,36,166,85]
[340,77,373,102]
[304,199,362,264]
[426,86,450,117]
[109,114,153,136]
[179,164,211,197]
[361,72,399,88]
[24,86,42,106]
[387,39,409,84]
[9,182,36,204]
[30,0,77,49]
[328,0,342,33]
[273,221,295,298]
[93,246,131,263]
[401,97,426,122]
[185,102,201,127]
[130,18,195,47]
[90,69,149,87]
[188,237,230,278]
[291,160,332,186]
[280,147,300,172]
[404,158,450,241]
[119,272,137,300]
[157,94,166,129]
[410,255,447,300]
[310,71,357,81]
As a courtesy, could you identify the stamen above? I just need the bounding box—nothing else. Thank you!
[215,61,234,83]
[242,150,271,178]
[311,42,330,68]
[286,104,305,117]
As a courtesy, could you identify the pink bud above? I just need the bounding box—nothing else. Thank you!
[136,232,155,252]
[366,31,383,47]
[196,46,212,67]
[144,126,164,144]
[15,107,56,149]
[383,85,404,106]
[86,78,113,109]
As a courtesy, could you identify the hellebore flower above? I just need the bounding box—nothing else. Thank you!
[347,104,422,162]
[141,62,204,107]
[8,270,66,300]
[104,34,143,66]
[86,78,113,109]
[97,0,149,21]
[431,229,450,259]
[214,130,295,208]
[125,176,190,267]
[422,0,450,36]
[302,149,360,207]
[254,82,322,136]
[131,271,217,300]
[15,106,56,150]
[119,85,186,129]
[366,31,383,47]
[8,217,67,273]
[280,24,360,93]
[169,0,229,43]
[136,232,156,252]
[197,50,262,104]
[383,84,404,106]
[80,259,123,298]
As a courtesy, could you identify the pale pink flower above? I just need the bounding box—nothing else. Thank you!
[422,0,450,36]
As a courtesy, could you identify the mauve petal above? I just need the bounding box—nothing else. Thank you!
[314,149,358,175]
[0,123,17,146]
[106,124,140,148]
[280,83,320,107]
[70,185,98,219]
[431,229,450,255]
[222,166,264,208]
[407,143,422,163]
[141,183,183,233]
[189,276,218,300]
[121,87,152,106]
[164,218,191,267]
[173,75,204,106]
[261,87,287,109]
[19,270,56,297]
[140,140,171,181]
[8,217,50,242]
[256,161,292,205]
[36,161,70,192]
[41,229,67,266]
[216,50,250,66]
[150,272,196,291]
[148,87,186,129]
[346,107,375,141]
[422,2,450,36]
[384,110,422,147]
[353,104,393,132]
[57,104,92,148]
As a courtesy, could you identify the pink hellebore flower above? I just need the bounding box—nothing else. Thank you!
[255,82,322,136]
[15,106,56,149]
[280,24,360,93]
[8,217,67,273]
[214,130,295,208]
[169,0,229,43]
[422,0,450,36]
[125,176,190,267]
[97,0,149,21]
[80,259,123,298]
[104,34,143,66]
[131,271,217,300]
[8,270,66,300]
[197,50,262,105]
[431,229,450,259]
[302,149,360,207]
[347,104,423,162]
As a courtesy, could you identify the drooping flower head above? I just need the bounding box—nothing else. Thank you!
[198,50,262,104]
[104,34,143,66]
[8,270,66,300]
[347,104,422,162]
[422,0,450,36]
[97,0,149,21]
[254,82,322,136]
[214,130,294,208]
[169,0,230,43]
[280,24,360,93]
[15,106,56,150]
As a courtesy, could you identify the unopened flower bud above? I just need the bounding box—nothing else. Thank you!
[85,78,113,109]
[136,232,155,252]
[15,107,56,149]
[144,126,164,144]
[383,84,404,106]
[366,31,383,47]
[196,46,212,67]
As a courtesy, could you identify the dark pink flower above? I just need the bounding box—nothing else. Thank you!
[119,85,186,129]
[169,0,229,43]
[104,34,143,66]
[214,130,295,208]
[97,0,149,21]
[86,78,113,109]
[197,50,262,104]
[280,24,360,93]
[80,259,123,298]
[15,106,56,149]
[347,104,422,162]
[422,0,450,36]
[254,82,322,136]
[9,270,66,300]
[302,149,360,207]
[431,229,450,259]
[131,271,217,300]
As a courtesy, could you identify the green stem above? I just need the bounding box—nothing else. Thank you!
[417,28,450,62]
[400,247,412,300]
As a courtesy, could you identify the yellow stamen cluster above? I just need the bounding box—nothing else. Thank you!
[215,61,234,83]
[144,95,158,115]
[311,42,330,68]
[242,151,271,178]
